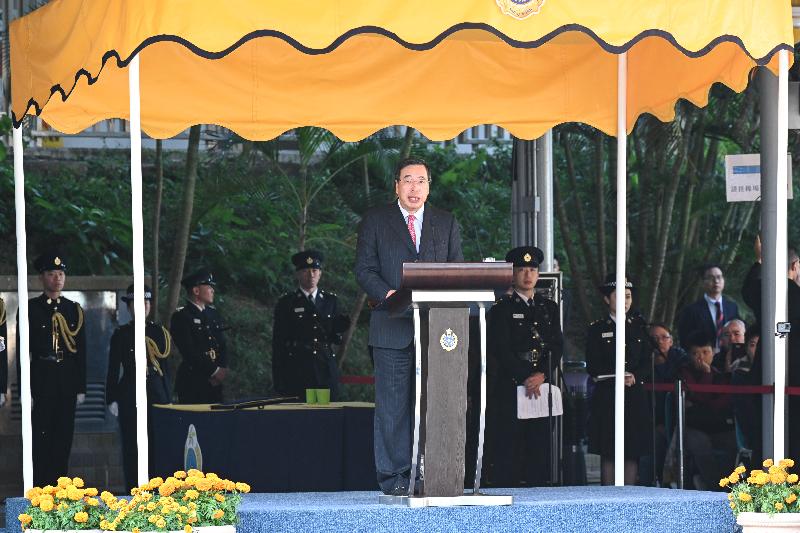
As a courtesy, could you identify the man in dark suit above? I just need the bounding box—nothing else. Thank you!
[171,270,229,404]
[354,157,463,495]
[677,263,740,352]
[272,250,350,401]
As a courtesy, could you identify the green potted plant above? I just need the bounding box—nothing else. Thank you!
[722,459,800,532]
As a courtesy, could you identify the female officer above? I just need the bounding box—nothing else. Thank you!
[106,284,172,491]
[586,274,650,485]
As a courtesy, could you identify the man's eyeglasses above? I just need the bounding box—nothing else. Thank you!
[651,335,671,341]
[398,176,431,186]
[704,275,724,282]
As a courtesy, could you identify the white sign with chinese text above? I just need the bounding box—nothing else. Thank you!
[724,153,793,202]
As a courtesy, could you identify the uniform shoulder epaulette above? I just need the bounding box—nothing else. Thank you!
[590,319,602,326]
[208,304,216,310]
[175,306,184,312]
[496,293,512,303]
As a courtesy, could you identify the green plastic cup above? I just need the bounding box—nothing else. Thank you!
[305,388,317,404]
[315,388,331,405]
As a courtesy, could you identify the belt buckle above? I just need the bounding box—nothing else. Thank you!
[206,349,217,362]
[55,351,64,363]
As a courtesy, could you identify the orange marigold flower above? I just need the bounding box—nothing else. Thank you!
[74,512,89,524]
[174,471,188,479]
[728,473,739,484]
[212,509,224,520]
[57,477,72,488]
[85,487,98,497]
[86,498,99,507]
[739,493,753,502]
[719,478,730,488]
[25,488,42,500]
[195,479,213,492]
[776,502,785,511]
[214,494,225,503]
[72,477,85,488]
[735,466,747,475]
[187,469,203,478]
[159,484,175,497]
[184,489,199,500]
[235,482,251,493]
[787,493,798,504]
[764,459,775,468]
[789,474,799,484]
[184,526,192,533]
[18,514,33,526]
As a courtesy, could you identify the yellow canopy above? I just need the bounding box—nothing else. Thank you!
[10,0,794,141]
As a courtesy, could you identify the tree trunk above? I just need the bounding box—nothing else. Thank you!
[151,139,163,321]
[594,131,607,279]
[165,125,202,327]
[562,133,600,288]
[337,292,367,369]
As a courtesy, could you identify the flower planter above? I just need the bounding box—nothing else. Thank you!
[25,526,236,533]
[737,512,800,532]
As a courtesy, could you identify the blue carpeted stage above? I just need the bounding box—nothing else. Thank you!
[5,486,735,533]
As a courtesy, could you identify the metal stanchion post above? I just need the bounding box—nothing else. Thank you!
[676,379,685,490]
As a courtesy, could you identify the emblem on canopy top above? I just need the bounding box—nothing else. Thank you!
[496,0,546,20]
[440,328,459,352]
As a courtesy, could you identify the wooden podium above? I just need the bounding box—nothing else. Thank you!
[378,262,514,508]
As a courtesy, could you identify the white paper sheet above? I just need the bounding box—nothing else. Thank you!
[516,383,563,419]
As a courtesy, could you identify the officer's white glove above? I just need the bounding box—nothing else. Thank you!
[0,393,5,407]
[108,401,119,417]
[0,337,5,352]
[76,393,86,406]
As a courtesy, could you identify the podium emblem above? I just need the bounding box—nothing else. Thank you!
[440,328,458,352]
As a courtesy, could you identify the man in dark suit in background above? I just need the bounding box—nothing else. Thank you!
[678,263,739,353]
[355,157,463,496]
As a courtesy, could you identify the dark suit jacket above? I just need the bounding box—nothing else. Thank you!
[355,202,463,349]
[677,295,739,350]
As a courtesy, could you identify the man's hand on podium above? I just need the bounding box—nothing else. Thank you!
[524,372,545,399]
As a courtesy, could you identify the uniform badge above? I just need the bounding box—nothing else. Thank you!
[306,257,314,264]
[193,318,201,324]
[496,0,546,20]
[602,332,614,338]
[54,257,61,266]
[513,313,525,319]
[523,253,532,263]
[440,328,458,352]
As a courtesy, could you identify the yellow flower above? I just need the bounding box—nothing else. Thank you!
[25,487,42,500]
[74,512,89,523]
[39,499,54,512]
[224,480,236,491]
[735,466,747,475]
[214,494,225,503]
[55,489,68,500]
[755,473,770,486]
[18,514,33,526]
[72,477,85,488]
[787,493,798,504]
[786,459,796,468]
[728,494,734,501]
[101,490,114,501]
[728,473,739,484]
[57,477,72,488]
[149,477,164,488]
[57,502,68,511]
[206,473,219,480]
[156,519,166,529]
[85,487,98,497]
[130,487,140,496]
[184,489,199,500]
[196,478,213,491]
[86,497,99,507]
[719,478,730,489]
[184,526,192,533]
[764,459,775,468]
[187,469,204,478]
[771,472,788,485]
[235,482,251,493]
[789,474,799,484]
[133,529,140,533]
[159,484,176,497]
[776,502,785,511]
[739,493,753,502]
[187,502,197,510]
[730,502,736,509]
[146,502,157,511]
[212,509,224,520]
[187,517,197,525]
[174,471,188,479]
[67,486,84,501]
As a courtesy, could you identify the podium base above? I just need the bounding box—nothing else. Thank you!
[378,493,513,508]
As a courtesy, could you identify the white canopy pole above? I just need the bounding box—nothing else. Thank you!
[614,52,628,486]
[773,49,789,461]
[14,125,33,491]
[129,54,149,485]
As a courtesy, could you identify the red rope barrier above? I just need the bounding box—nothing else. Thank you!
[643,382,775,394]
[339,375,375,385]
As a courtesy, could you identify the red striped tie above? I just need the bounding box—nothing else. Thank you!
[715,301,724,343]
[407,214,417,246]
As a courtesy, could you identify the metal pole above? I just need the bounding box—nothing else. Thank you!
[676,379,685,490]
[536,131,554,271]
[14,124,32,491]
[128,54,149,486]
[773,49,790,461]
[473,306,488,493]
[614,52,628,487]
[408,306,423,497]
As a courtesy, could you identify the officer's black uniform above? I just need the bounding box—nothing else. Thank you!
[272,251,349,400]
[21,253,86,486]
[106,284,172,490]
[1,297,7,400]
[487,246,563,487]
[171,271,228,404]
[585,276,651,461]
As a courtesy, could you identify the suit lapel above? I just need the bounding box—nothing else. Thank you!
[388,203,417,255]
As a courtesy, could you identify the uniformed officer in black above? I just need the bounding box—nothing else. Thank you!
[171,270,228,404]
[272,250,350,400]
[106,284,172,490]
[486,246,563,487]
[21,252,87,486]
[585,274,651,486]
[0,296,8,408]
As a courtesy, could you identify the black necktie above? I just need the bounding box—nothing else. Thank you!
[527,298,533,307]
